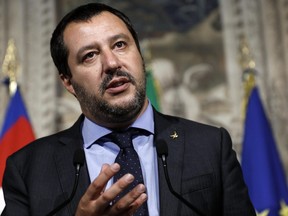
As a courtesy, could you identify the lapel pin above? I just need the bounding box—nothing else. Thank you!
[170,131,178,139]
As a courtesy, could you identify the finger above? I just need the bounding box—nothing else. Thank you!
[95,173,135,211]
[83,163,120,201]
[76,163,121,215]
[110,184,148,215]
[99,164,110,194]
[127,193,148,215]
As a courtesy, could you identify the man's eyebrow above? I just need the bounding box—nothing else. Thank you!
[77,43,98,57]
[108,33,130,44]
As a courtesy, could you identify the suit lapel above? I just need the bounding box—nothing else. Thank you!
[53,115,90,214]
[154,110,185,216]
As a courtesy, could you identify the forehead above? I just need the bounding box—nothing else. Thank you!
[63,11,131,44]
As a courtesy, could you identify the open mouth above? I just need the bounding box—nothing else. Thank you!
[106,77,130,93]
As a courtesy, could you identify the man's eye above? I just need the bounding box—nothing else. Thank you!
[83,52,96,61]
[115,41,126,49]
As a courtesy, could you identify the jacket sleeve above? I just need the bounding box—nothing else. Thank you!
[1,156,30,216]
[220,127,256,215]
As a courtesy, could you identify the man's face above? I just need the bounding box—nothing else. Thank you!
[62,12,147,128]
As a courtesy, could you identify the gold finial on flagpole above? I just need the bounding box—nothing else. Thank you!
[238,35,256,118]
[2,39,19,95]
[238,35,256,71]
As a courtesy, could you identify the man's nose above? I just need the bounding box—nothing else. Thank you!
[101,49,121,73]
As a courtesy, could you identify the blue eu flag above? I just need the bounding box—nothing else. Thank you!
[242,87,288,215]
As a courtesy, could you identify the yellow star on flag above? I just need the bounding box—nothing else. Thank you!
[280,200,288,216]
[256,209,269,216]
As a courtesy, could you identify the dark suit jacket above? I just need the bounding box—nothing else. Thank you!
[1,110,255,216]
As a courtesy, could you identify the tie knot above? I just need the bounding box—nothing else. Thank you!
[107,128,140,149]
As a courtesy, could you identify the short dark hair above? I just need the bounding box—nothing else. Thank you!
[50,3,141,78]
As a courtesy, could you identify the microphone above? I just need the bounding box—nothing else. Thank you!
[46,148,85,216]
[156,140,205,216]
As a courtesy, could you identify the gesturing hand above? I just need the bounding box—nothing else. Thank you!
[75,163,148,216]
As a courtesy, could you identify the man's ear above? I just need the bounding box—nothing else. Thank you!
[60,74,76,96]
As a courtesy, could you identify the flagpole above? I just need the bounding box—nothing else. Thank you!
[238,35,256,119]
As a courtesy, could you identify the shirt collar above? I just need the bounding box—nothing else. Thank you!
[82,101,154,148]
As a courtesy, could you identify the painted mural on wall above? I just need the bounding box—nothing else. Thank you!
[147,9,231,129]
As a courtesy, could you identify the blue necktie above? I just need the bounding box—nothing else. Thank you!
[107,128,149,216]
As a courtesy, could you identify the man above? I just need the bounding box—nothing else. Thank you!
[1,3,256,216]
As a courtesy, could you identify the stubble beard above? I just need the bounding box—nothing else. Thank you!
[71,69,146,125]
